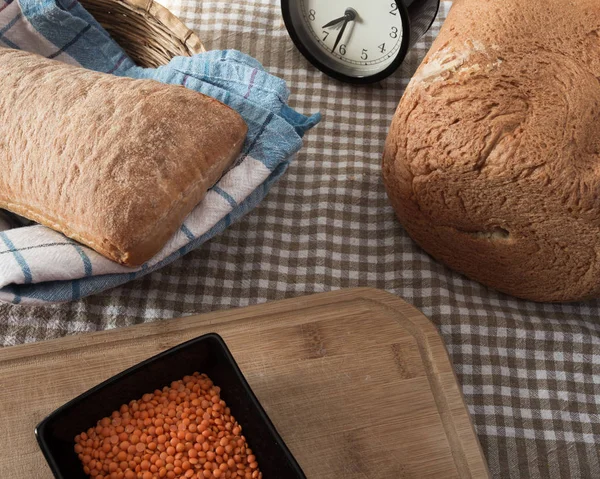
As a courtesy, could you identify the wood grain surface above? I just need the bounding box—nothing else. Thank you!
[0,288,489,478]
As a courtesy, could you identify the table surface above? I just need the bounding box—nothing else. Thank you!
[2,1,600,478]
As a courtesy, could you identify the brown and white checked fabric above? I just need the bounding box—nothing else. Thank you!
[1,1,600,477]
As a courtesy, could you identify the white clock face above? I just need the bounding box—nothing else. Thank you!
[292,0,404,79]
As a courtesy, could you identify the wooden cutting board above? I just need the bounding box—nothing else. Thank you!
[0,288,489,478]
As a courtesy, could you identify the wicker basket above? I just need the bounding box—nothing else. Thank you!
[80,0,205,68]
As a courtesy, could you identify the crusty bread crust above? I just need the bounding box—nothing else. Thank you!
[383,0,600,302]
[0,49,247,266]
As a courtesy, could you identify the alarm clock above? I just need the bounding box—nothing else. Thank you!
[281,0,440,84]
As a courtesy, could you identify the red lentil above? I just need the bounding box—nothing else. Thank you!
[75,372,262,479]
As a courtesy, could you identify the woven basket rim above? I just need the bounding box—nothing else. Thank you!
[114,0,206,56]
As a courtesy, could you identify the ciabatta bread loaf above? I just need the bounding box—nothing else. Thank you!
[383,0,600,302]
[0,49,247,266]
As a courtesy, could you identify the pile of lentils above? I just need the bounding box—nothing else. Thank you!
[74,372,262,479]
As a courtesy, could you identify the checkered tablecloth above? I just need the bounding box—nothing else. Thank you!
[2,1,600,477]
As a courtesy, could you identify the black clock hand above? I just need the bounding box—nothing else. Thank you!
[323,8,357,30]
[332,18,349,53]
[322,15,347,29]
[329,9,357,53]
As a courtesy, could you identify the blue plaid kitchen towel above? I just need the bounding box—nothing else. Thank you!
[0,0,320,305]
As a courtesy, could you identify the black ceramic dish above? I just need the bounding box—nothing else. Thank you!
[35,333,305,479]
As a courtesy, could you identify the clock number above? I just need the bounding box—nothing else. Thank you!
[389,2,398,15]
[308,9,316,21]
[390,26,399,38]
[361,49,368,60]
[322,30,329,41]
[339,44,347,55]
[378,43,386,53]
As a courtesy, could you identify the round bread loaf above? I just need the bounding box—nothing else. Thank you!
[383,0,600,302]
